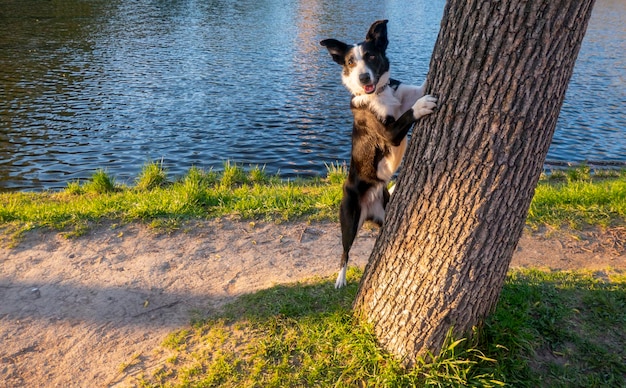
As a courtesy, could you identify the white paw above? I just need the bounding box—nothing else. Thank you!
[412,94,438,120]
[335,266,347,289]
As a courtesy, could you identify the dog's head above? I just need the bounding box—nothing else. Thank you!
[321,20,390,96]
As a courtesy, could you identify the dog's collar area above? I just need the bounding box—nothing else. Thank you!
[375,83,389,94]
[375,79,400,95]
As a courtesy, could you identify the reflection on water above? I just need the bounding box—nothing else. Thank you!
[554,0,626,164]
[0,0,624,191]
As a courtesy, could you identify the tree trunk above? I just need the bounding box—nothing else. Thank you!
[353,0,595,366]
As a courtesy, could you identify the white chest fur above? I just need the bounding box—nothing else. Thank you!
[352,88,402,121]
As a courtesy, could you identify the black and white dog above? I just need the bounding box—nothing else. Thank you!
[321,20,437,288]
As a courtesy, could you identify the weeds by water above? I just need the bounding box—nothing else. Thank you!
[0,163,624,239]
[529,168,626,229]
[133,268,626,387]
[135,159,169,191]
[85,168,117,194]
[0,161,342,239]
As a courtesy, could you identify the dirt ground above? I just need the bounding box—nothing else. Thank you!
[0,219,624,387]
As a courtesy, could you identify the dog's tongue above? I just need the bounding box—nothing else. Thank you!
[364,84,375,94]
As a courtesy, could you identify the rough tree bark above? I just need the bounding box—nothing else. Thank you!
[353,0,596,366]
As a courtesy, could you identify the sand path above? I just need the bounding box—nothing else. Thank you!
[1,220,624,387]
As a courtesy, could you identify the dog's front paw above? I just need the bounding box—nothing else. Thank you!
[412,94,438,120]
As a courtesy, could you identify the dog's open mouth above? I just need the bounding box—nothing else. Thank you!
[364,84,375,94]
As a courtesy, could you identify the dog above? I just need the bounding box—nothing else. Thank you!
[321,20,437,288]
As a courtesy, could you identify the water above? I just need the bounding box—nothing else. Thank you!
[0,0,624,191]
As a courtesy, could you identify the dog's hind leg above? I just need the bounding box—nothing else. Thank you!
[337,187,361,288]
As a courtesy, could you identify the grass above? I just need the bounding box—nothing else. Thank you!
[136,159,169,191]
[1,163,624,385]
[130,268,626,387]
[0,161,343,242]
[528,171,626,229]
[0,164,624,242]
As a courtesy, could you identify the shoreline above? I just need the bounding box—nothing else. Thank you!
[2,160,625,193]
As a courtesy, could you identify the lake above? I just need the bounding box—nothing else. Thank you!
[0,0,624,191]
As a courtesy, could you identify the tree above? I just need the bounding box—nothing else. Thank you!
[353,0,596,366]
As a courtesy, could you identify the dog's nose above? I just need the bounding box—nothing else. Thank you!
[359,73,371,84]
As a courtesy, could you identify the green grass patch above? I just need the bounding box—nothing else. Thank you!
[0,162,343,238]
[324,161,348,185]
[484,269,626,387]
[131,268,626,387]
[136,159,169,191]
[0,164,623,238]
[528,170,626,229]
[84,168,117,194]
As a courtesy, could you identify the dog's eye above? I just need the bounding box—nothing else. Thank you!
[367,53,376,60]
[347,57,356,67]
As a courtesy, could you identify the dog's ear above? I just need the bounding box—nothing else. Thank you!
[320,39,350,66]
[365,19,389,52]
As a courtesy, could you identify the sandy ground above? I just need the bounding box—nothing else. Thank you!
[0,219,624,387]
